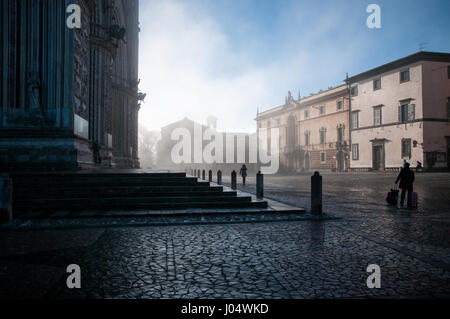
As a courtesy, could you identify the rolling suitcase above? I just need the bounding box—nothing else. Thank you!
[386,187,399,206]
[410,192,418,208]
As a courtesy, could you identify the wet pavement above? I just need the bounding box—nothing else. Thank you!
[1,172,450,298]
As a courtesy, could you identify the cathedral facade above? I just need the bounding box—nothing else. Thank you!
[0,0,141,170]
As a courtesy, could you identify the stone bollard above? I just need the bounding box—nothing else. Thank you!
[311,171,323,216]
[202,169,206,180]
[217,170,222,185]
[256,171,264,199]
[208,170,213,182]
[231,170,237,190]
[0,174,13,222]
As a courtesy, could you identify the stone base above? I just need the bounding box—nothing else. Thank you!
[0,130,138,171]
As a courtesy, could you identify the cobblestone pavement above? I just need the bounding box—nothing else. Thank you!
[223,172,450,267]
[1,172,450,299]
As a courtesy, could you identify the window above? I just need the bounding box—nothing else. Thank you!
[319,105,326,115]
[351,111,359,129]
[400,70,410,83]
[352,144,359,160]
[350,86,358,97]
[373,106,382,126]
[398,103,415,123]
[402,139,411,158]
[373,78,381,90]
[337,100,343,111]
[447,98,450,120]
[267,120,271,128]
[337,126,344,143]
[320,151,326,163]
[448,66,450,79]
[304,131,310,146]
[319,128,326,144]
[304,109,310,119]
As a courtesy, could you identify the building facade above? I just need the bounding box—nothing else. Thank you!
[347,52,450,171]
[0,0,141,170]
[256,86,350,173]
[157,117,258,174]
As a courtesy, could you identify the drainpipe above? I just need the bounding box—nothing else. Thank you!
[346,73,352,170]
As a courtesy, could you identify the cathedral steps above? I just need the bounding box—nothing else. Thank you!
[11,171,268,217]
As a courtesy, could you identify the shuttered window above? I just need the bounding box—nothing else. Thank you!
[398,104,415,123]
[402,139,411,158]
[351,111,359,129]
[304,131,310,146]
[320,151,326,163]
[319,128,326,144]
[447,98,450,120]
[352,144,359,160]
[374,106,382,126]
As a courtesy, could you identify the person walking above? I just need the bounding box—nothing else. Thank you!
[395,161,415,207]
[239,164,248,186]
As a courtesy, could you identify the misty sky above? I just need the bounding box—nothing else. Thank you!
[138,0,450,133]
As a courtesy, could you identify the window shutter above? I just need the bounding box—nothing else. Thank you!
[409,104,416,121]
[398,105,401,122]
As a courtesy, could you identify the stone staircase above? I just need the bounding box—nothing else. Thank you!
[11,171,268,218]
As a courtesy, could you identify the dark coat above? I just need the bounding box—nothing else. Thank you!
[239,166,248,177]
[395,167,415,189]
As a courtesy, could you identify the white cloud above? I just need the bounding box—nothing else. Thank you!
[138,0,372,133]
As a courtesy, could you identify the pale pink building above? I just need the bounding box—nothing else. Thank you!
[347,52,450,171]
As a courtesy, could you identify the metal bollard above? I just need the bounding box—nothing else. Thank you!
[311,171,323,216]
[208,170,213,182]
[231,170,237,190]
[256,171,264,199]
[217,170,222,185]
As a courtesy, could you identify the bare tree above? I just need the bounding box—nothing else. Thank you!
[138,125,160,169]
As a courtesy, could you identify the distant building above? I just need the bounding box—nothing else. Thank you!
[256,86,350,173]
[347,51,450,171]
[157,118,257,174]
[0,0,141,170]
